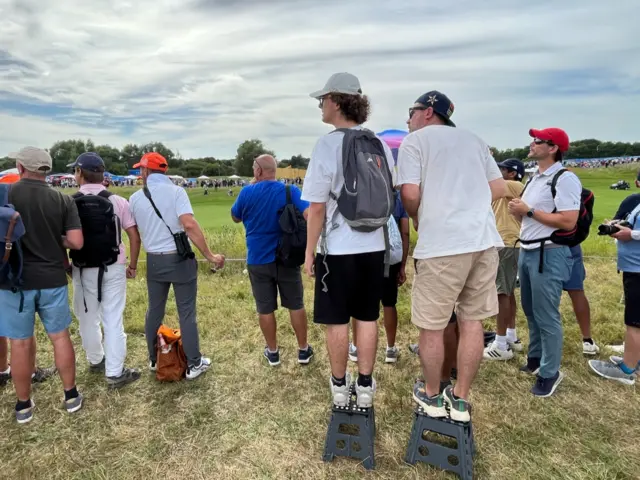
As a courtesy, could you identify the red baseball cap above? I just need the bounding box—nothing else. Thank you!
[529,127,570,152]
[133,152,169,172]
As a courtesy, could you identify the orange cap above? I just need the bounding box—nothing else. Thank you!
[133,152,168,172]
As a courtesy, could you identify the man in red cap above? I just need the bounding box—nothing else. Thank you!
[508,128,581,397]
[130,152,225,380]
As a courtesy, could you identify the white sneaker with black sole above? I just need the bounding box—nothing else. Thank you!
[483,341,514,361]
[583,341,600,356]
[186,357,211,380]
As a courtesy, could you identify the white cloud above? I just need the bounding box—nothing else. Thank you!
[0,0,639,160]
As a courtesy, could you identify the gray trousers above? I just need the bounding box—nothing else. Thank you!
[145,253,202,367]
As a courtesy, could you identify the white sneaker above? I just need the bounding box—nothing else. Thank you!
[348,343,358,363]
[330,372,352,407]
[608,344,625,354]
[507,338,524,352]
[186,357,211,380]
[355,378,376,408]
[583,341,600,356]
[149,361,157,372]
[483,341,514,361]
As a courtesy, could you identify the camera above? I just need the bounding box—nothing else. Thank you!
[597,221,631,236]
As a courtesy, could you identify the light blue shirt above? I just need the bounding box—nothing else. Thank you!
[129,174,194,254]
[617,203,640,273]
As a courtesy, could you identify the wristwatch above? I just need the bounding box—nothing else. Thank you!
[526,208,535,218]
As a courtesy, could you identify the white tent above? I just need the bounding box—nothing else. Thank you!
[0,168,19,176]
[228,174,241,179]
[125,175,138,180]
[197,175,209,180]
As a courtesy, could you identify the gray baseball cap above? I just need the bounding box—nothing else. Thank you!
[309,72,362,99]
[8,146,52,172]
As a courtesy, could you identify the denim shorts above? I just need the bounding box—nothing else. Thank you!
[0,286,72,340]
[563,246,585,291]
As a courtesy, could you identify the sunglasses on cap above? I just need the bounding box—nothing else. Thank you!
[533,138,555,147]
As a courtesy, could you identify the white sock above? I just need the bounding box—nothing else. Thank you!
[506,328,517,343]
[0,367,9,375]
[495,335,508,351]
[267,347,278,354]
[387,345,395,350]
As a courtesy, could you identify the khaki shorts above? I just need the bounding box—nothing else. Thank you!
[412,248,499,331]
[496,247,519,295]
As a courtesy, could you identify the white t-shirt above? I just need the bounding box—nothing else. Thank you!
[396,125,504,260]
[519,161,582,250]
[301,126,396,255]
[129,174,194,254]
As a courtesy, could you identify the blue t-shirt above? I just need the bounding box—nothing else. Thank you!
[392,190,408,225]
[617,202,640,273]
[231,181,309,265]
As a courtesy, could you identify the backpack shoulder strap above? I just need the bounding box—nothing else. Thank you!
[97,190,114,199]
[550,168,568,199]
[72,192,84,199]
[0,184,9,206]
[285,185,292,205]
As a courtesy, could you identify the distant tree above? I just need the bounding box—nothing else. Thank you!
[49,139,89,172]
[234,139,275,177]
[94,144,121,171]
[121,143,143,169]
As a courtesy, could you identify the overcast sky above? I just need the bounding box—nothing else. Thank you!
[1,0,638,159]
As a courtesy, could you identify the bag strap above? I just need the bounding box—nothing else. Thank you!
[0,184,9,206]
[97,190,114,199]
[285,185,292,205]
[549,168,568,199]
[143,186,174,236]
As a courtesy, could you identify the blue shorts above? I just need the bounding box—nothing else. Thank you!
[563,246,585,291]
[0,286,72,340]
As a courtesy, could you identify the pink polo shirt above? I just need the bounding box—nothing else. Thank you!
[78,184,136,264]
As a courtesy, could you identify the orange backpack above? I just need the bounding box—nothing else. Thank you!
[156,325,187,382]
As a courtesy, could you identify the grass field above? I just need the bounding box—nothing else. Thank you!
[1,166,639,480]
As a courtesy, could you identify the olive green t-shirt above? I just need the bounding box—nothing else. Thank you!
[3,179,81,290]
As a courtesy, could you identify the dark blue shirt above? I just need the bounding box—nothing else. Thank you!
[231,181,309,265]
[393,190,408,225]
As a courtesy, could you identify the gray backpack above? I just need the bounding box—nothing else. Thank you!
[320,128,395,282]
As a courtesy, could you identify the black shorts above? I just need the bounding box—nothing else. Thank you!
[247,262,304,315]
[313,251,384,325]
[382,262,402,308]
[623,272,640,328]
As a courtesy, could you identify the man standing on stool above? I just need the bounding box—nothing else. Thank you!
[398,90,505,422]
[303,72,395,409]
[508,127,580,397]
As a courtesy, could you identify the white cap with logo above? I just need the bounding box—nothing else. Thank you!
[8,147,52,173]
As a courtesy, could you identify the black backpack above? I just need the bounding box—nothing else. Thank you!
[519,168,595,272]
[276,185,307,268]
[69,191,121,308]
[0,184,26,312]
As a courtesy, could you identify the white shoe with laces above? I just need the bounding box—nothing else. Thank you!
[186,357,211,380]
[330,372,352,407]
[583,341,600,356]
[483,341,514,361]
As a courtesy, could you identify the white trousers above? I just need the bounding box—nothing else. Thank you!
[72,264,127,377]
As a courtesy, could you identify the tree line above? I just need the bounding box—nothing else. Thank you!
[2,137,638,177]
[0,139,310,178]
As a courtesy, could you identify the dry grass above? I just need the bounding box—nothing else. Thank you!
[0,256,638,480]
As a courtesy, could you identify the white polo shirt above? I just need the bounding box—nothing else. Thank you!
[519,162,582,250]
[129,174,194,254]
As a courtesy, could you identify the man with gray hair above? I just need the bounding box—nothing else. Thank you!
[0,147,84,423]
[232,154,313,366]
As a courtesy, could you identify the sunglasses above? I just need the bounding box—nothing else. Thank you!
[533,138,555,147]
[408,106,428,119]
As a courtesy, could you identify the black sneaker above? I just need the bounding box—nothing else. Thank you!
[0,368,10,387]
[263,347,280,366]
[531,371,564,397]
[298,345,314,365]
[89,358,106,374]
[32,367,57,384]
[107,368,141,389]
[519,357,541,375]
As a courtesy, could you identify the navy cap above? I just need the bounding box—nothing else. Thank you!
[414,90,455,127]
[497,158,525,181]
[67,152,105,172]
